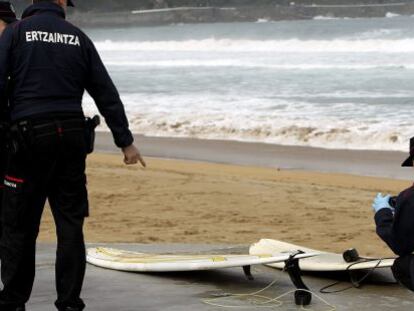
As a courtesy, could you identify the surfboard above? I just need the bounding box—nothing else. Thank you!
[86,247,317,273]
[249,239,395,272]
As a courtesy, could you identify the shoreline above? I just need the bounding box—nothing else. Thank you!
[96,132,412,180]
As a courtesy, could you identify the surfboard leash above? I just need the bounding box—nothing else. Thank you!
[202,276,337,310]
[319,257,396,294]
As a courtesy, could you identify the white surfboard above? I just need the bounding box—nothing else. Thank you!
[249,239,395,272]
[87,247,317,273]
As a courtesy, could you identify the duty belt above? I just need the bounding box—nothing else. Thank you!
[11,118,85,138]
[8,116,100,155]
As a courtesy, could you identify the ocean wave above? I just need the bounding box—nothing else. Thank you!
[83,101,411,152]
[353,28,403,40]
[105,117,409,151]
[255,18,270,23]
[95,38,414,53]
[104,59,411,70]
[386,12,401,18]
[313,15,343,20]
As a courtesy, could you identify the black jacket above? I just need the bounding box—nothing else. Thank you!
[0,2,133,148]
[375,185,414,256]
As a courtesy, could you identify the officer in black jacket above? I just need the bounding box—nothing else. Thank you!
[0,1,17,242]
[0,1,16,32]
[0,1,146,310]
[372,137,414,292]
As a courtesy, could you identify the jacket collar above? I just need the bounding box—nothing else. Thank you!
[22,2,66,20]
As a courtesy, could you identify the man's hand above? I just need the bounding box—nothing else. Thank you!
[122,144,146,167]
[372,193,392,214]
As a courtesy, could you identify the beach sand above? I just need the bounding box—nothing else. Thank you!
[38,151,411,257]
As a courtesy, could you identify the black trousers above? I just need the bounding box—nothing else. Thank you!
[0,146,5,238]
[0,150,5,243]
[0,128,7,240]
[392,255,414,292]
[0,119,89,310]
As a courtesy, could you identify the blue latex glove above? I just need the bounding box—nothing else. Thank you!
[372,193,392,213]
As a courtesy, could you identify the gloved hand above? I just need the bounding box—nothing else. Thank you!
[372,193,392,213]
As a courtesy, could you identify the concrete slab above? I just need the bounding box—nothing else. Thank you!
[25,244,414,310]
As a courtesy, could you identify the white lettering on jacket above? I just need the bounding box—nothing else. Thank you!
[4,180,17,189]
[25,31,81,46]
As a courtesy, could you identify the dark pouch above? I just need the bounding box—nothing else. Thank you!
[84,115,101,154]
[7,121,35,155]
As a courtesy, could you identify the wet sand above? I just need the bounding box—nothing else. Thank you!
[37,137,412,257]
[95,133,412,180]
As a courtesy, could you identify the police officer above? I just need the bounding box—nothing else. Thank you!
[0,1,16,33]
[372,137,414,292]
[0,0,146,310]
[0,1,17,241]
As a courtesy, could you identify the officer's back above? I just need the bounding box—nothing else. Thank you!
[7,2,88,120]
[2,1,132,150]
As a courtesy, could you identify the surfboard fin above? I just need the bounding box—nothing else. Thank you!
[284,253,312,306]
[242,265,254,281]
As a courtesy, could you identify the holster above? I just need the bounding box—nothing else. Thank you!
[8,120,33,155]
[84,115,100,154]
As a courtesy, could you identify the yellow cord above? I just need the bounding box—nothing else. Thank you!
[202,278,336,310]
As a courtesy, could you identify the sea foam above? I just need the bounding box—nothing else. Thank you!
[95,38,414,53]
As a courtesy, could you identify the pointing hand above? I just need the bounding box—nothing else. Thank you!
[122,144,146,167]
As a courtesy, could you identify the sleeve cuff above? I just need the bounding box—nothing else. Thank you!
[115,131,134,149]
[375,207,393,224]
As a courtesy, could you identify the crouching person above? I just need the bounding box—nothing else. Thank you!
[372,137,414,291]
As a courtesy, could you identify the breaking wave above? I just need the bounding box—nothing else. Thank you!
[103,60,413,70]
[95,38,414,53]
[88,111,410,151]
[82,94,412,152]
[386,12,401,18]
